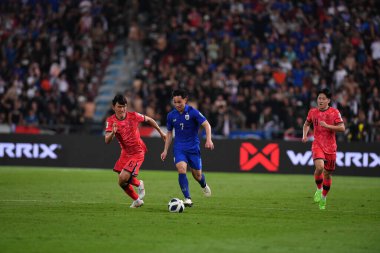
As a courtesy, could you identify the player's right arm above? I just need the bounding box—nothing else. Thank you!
[105,122,117,144]
[161,131,173,161]
[302,120,311,143]
[302,110,312,143]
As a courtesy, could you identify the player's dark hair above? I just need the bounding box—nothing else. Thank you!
[317,88,332,99]
[172,89,189,99]
[112,94,127,106]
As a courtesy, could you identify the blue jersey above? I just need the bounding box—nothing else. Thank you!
[167,104,207,152]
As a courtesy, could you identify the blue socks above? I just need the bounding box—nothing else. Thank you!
[178,173,207,198]
[198,173,206,188]
[178,173,190,199]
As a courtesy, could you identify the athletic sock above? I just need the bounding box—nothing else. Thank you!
[178,173,190,199]
[322,178,332,197]
[129,176,140,187]
[198,173,207,188]
[314,174,323,190]
[124,184,139,200]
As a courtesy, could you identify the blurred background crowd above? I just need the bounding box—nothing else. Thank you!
[1,0,380,142]
[0,0,131,133]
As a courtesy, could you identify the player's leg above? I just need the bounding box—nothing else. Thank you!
[128,175,145,200]
[176,161,192,206]
[119,169,138,200]
[125,155,145,199]
[322,170,333,199]
[319,169,332,210]
[114,158,136,200]
[191,168,211,197]
[312,146,325,203]
[118,157,144,208]
[174,150,192,205]
[313,159,324,203]
[188,153,211,197]
[319,154,336,210]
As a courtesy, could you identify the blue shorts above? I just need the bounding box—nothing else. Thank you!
[173,149,202,170]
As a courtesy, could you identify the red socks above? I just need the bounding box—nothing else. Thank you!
[314,174,323,189]
[322,178,332,197]
[120,176,140,200]
[129,176,140,187]
[124,184,139,200]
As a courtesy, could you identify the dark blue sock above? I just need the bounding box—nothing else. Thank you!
[198,173,206,188]
[178,173,190,198]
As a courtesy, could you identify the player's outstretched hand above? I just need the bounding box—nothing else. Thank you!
[161,151,167,161]
[302,136,308,143]
[205,140,214,150]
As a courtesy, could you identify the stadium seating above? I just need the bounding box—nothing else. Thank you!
[0,0,379,142]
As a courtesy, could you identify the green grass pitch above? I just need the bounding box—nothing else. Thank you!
[0,166,379,253]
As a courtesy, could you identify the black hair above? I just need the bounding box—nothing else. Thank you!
[317,88,332,99]
[112,94,127,106]
[172,89,189,99]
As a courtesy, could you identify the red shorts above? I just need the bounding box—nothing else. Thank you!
[113,153,145,175]
[312,146,336,171]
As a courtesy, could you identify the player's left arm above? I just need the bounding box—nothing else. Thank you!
[105,120,117,144]
[201,120,214,150]
[319,121,345,132]
[320,110,345,132]
[145,116,167,142]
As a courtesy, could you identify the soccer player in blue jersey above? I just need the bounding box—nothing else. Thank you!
[161,89,214,207]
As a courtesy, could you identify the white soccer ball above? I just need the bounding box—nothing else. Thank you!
[168,198,185,213]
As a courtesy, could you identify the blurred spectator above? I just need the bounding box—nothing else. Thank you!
[8,100,24,132]
[347,110,370,142]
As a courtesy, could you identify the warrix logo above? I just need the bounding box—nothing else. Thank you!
[0,143,60,159]
[287,150,380,168]
[240,143,280,172]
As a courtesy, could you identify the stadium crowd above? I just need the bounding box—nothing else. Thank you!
[130,0,380,142]
[1,0,380,142]
[0,0,131,133]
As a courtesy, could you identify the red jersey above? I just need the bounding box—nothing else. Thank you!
[105,112,147,156]
[306,107,343,154]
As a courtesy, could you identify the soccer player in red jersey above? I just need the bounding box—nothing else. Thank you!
[105,94,166,208]
[302,88,345,210]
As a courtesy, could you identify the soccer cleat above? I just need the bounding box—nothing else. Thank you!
[319,197,327,210]
[138,180,145,199]
[130,199,144,208]
[202,184,211,197]
[183,198,193,207]
[314,189,322,203]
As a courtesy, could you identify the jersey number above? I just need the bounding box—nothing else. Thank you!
[127,160,137,168]
[180,123,184,130]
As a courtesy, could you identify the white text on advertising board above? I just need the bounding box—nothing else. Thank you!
[0,143,60,159]
[287,150,380,168]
